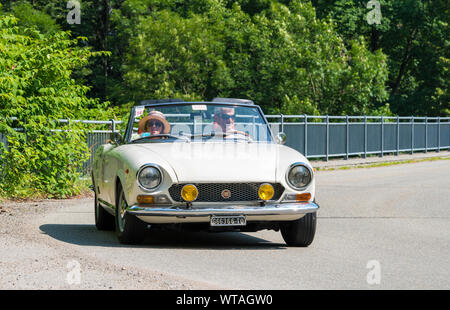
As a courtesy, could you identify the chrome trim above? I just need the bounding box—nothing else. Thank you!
[281,192,313,203]
[126,102,276,144]
[126,201,319,224]
[285,162,314,191]
[136,164,163,192]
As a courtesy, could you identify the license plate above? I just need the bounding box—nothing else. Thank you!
[210,215,246,227]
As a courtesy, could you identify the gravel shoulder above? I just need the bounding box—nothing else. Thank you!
[0,195,218,290]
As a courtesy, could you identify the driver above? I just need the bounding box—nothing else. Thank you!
[213,107,236,133]
[212,106,252,141]
[138,110,171,136]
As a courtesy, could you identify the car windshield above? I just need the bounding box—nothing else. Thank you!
[127,103,274,143]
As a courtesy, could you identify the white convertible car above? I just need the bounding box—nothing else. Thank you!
[92,98,319,245]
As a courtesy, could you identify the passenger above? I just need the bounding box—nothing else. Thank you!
[138,110,171,136]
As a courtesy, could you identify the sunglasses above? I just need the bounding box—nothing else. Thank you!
[220,114,235,121]
[148,121,163,127]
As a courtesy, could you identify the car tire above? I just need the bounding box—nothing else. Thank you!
[93,175,115,231]
[280,212,316,247]
[115,183,147,244]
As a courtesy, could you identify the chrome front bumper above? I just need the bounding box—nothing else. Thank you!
[127,202,319,224]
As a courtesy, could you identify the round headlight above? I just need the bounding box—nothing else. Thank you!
[287,164,312,189]
[181,184,198,202]
[258,183,274,201]
[138,166,162,190]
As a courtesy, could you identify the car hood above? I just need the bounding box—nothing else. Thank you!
[128,142,288,183]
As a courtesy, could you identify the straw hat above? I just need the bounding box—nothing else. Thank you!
[138,110,171,134]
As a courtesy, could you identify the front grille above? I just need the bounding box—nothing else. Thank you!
[168,183,284,202]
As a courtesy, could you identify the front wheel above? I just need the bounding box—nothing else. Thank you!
[280,212,317,247]
[115,184,147,244]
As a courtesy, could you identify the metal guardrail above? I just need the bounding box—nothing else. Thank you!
[1,115,449,175]
[266,115,450,161]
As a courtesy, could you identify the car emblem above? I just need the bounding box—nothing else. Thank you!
[221,189,231,199]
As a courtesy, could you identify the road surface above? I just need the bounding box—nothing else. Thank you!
[1,160,449,289]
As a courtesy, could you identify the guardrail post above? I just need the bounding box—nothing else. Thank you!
[325,115,329,161]
[345,115,349,160]
[111,119,116,133]
[411,116,414,154]
[437,116,441,152]
[280,114,284,133]
[304,114,308,157]
[396,116,400,156]
[425,117,428,153]
[380,116,384,157]
[364,116,367,159]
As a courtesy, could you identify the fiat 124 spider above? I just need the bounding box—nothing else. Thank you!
[92,98,319,245]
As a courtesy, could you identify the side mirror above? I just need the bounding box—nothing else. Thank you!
[275,132,287,145]
[110,132,124,145]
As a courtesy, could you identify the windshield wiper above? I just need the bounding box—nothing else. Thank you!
[189,131,252,142]
[189,132,227,138]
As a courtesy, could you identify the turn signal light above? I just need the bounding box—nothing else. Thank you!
[181,184,199,202]
[137,195,155,204]
[296,193,311,202]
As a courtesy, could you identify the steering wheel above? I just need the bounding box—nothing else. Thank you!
[224,130,253,141]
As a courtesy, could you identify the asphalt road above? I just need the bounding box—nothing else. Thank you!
[2,159,449,289]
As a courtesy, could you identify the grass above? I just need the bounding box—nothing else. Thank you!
[315,156,450,171]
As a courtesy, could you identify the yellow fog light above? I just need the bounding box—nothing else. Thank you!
[258,183,274,201]
[137,195,154,204]
[181,184,199,202]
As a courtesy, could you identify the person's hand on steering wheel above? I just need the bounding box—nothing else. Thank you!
[224,130,253,141]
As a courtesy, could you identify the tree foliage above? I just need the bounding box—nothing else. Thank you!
[0,0,447,199]
[0,14,106,198]
[114,0,390,115]
[312,0,449,116]
[2,0,447,116]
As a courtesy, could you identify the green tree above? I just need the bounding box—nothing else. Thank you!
[312,0,449,116]
[5,1,61,34]
[1,0,122,108]
[0,14,106,198]
[118,0,389,115]
[2,0,406,116]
